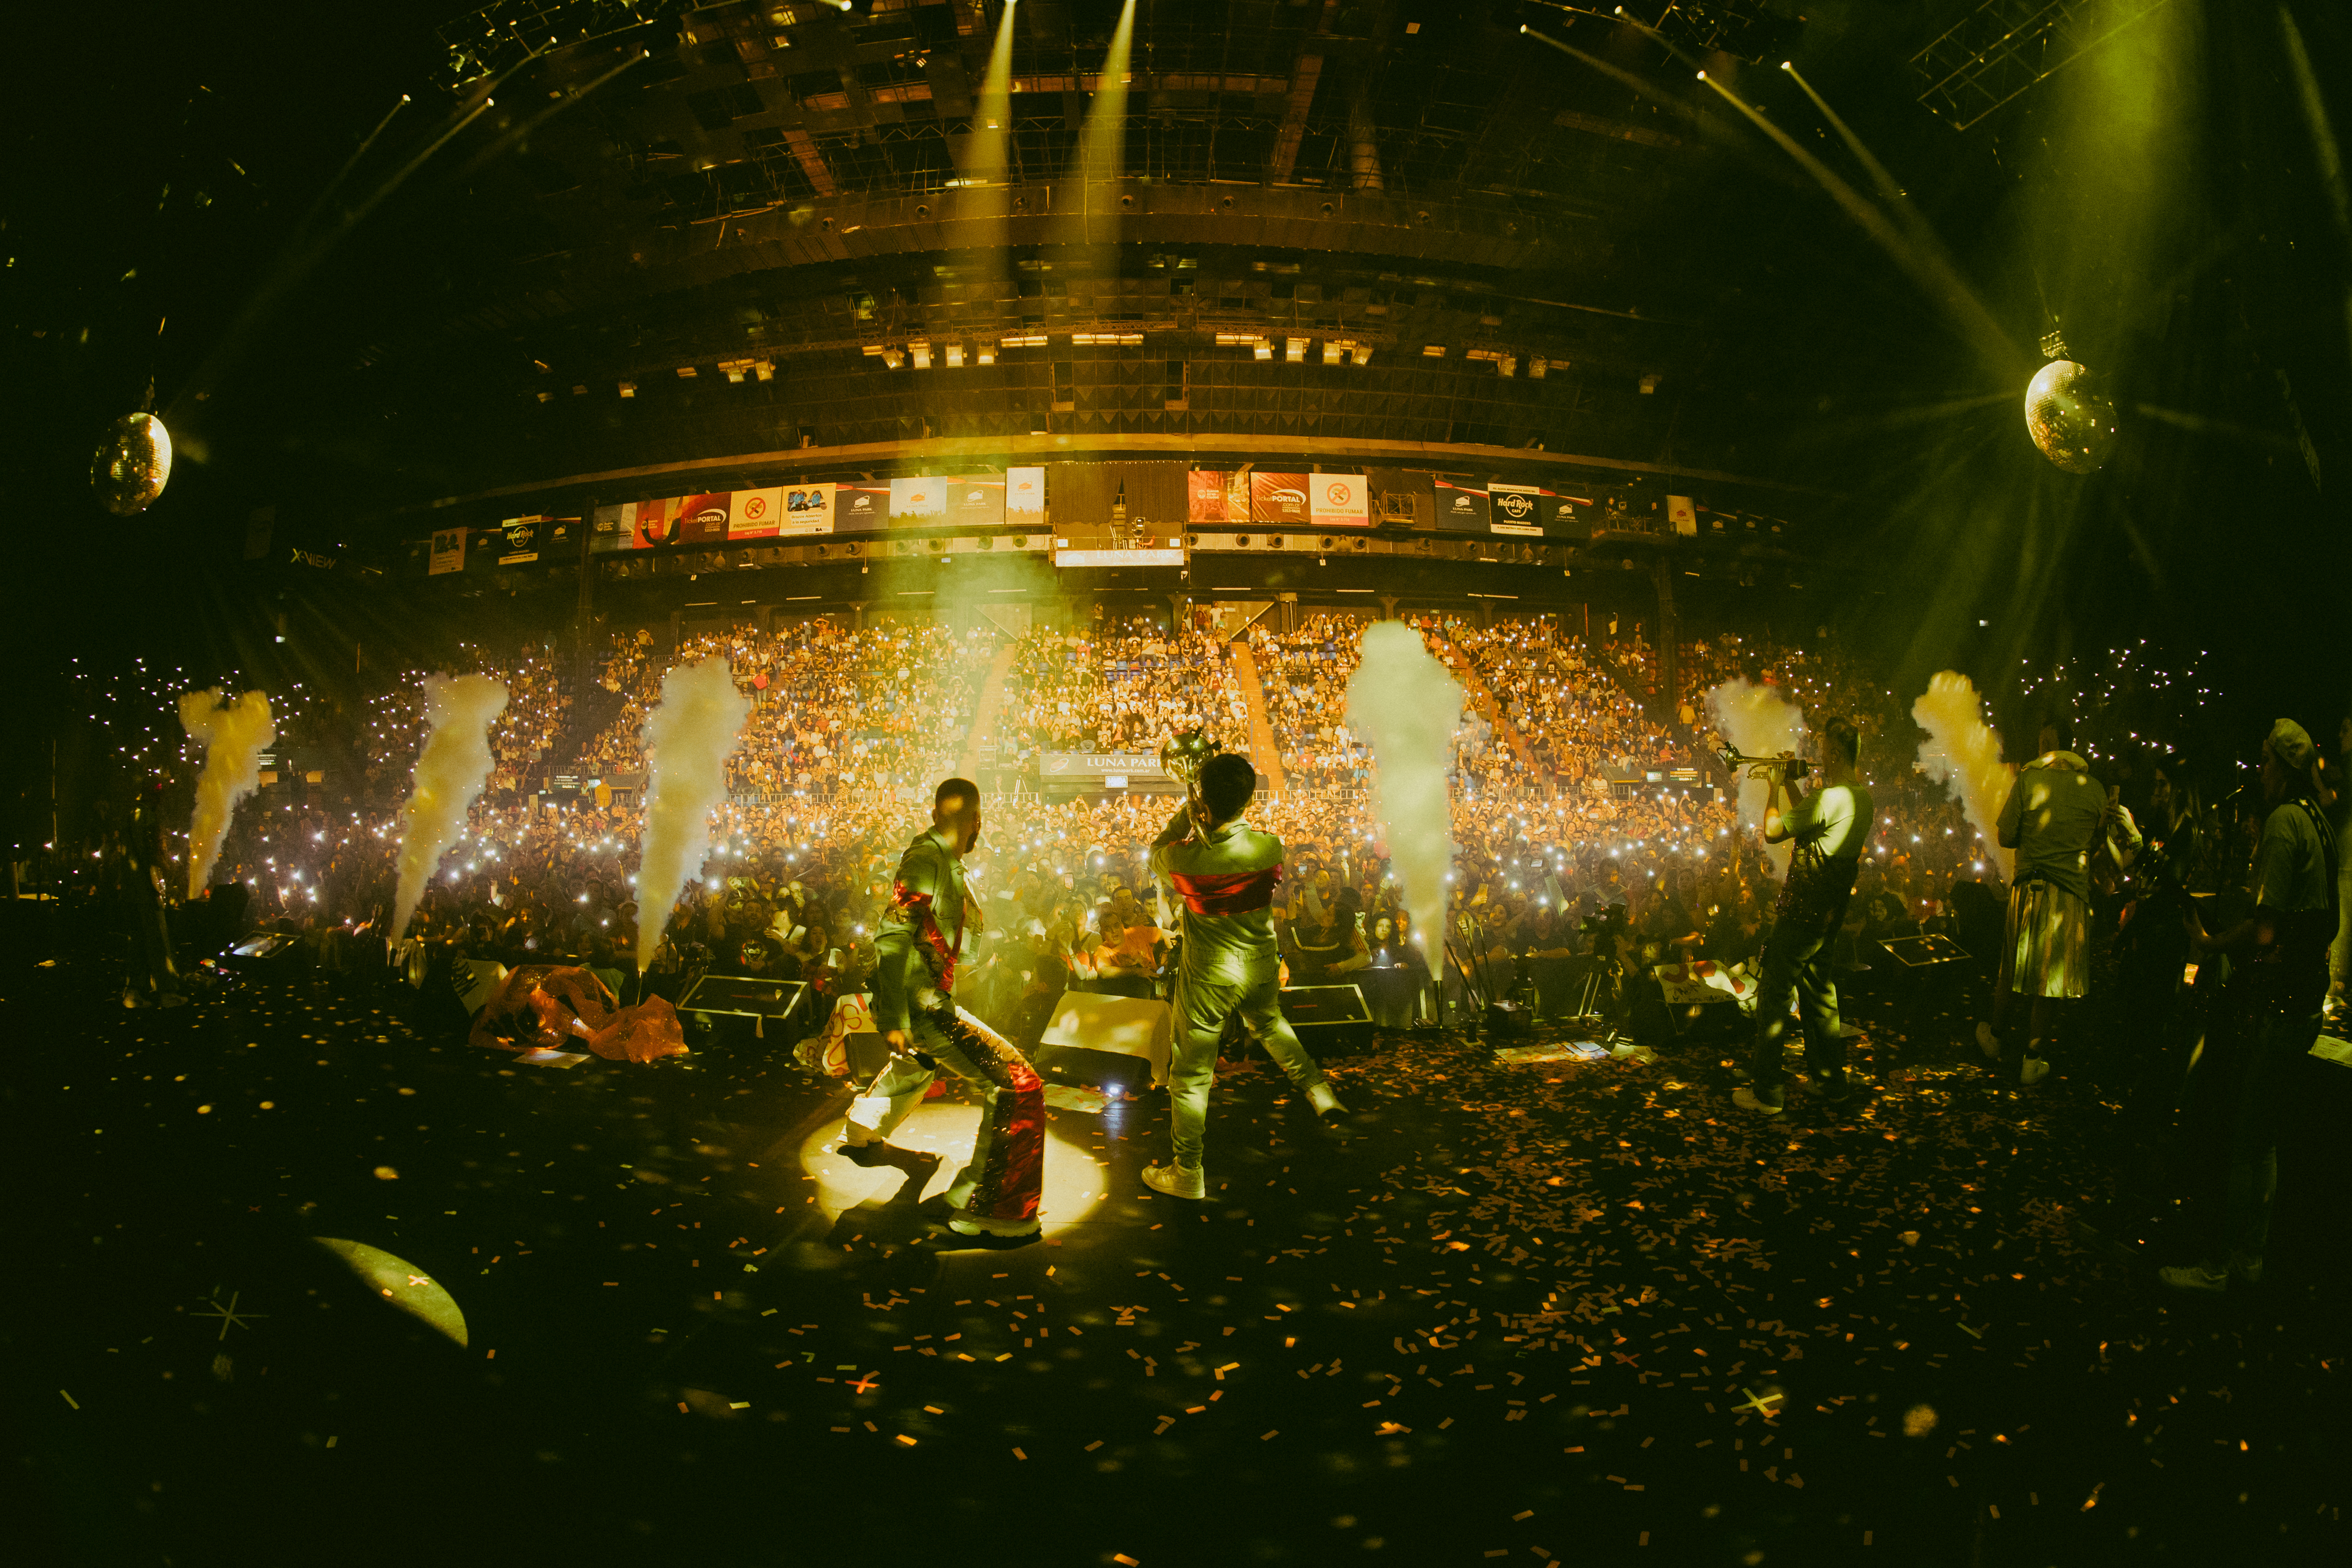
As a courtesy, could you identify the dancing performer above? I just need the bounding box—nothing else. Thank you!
[1145,752,1344,1200]
[840,778,1044,1243]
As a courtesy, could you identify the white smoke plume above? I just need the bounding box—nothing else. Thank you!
[1346,622,1465,955]
[392,673,511,939]
[633,657,751,973]
[1912,671,2016,882]
[1705,678,1807,880]
[179,688,276,898]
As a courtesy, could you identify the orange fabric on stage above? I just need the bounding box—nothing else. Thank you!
[469,964,688,1063]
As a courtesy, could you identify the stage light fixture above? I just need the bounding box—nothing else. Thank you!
[1284,337,1307,363]
[976,340,997,365]
[909,340,932,369]
[1528,357,1546,379]
[1351,345,1374,367]
[944,342,965,367]
[1252,339,1274,361]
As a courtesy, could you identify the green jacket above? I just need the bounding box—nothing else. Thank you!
[871,825,967,1032]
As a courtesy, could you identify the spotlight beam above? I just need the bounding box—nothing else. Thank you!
[166,45,547,422]
[442,46,650,189]
[2277,4,2352,375]
[1696,71,2024,381]
[1521,28,1702,128]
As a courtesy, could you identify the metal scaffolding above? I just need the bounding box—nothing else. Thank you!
[1910,0,2174,132]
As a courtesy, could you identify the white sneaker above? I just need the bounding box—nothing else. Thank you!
[2019,1057,2050,1086]
[944,1211,1041,1238]
[1143,1161,1207,1199]
[2158,1261,2227,1293]
[1975,1022,2002,1061]
[1306,1081,1347,1117]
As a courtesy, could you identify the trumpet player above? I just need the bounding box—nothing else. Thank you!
[1144,748,1345,1200]
[1732,716,1875,1116]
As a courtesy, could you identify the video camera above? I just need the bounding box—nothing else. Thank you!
[1578,901,1631,946]
[1713,738,1809,785]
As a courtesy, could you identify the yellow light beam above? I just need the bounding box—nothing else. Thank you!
[2278,3,2352,372]
[1696,70,2024,382]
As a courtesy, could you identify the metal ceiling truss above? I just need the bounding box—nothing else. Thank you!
[438,0,677,88]
[1910,0,2174,131]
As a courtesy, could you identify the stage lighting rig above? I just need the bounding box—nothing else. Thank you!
[1609,2,1803,64]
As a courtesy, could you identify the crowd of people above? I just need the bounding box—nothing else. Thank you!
[997,617,1248,767]
[109,610,2290,1055]
[79,595,2343,1290]
[166,611,2036,1056]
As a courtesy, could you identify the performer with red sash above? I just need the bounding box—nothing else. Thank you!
[1145,752,1344,1199]
[840,777,1045,1243]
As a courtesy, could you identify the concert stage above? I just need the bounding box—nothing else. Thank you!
[9,932,2348,1567]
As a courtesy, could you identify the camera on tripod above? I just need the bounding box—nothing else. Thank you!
[1578,900,1631,952]
[1714,739,1809,785]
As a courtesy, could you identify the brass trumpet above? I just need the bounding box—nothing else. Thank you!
[1160,730,1219,803]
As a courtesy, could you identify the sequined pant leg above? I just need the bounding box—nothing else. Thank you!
[913,1005,1045,1227]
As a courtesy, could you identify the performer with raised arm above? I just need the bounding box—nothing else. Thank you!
[1144,745,1345,1201]
[839,777,1044,1245]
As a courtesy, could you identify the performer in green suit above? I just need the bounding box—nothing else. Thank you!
[1145,752,1344,1200]
[841,777,1044,1241]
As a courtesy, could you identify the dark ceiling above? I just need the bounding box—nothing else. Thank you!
[5,0,2349,721]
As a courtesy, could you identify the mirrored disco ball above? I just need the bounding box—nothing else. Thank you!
[2023,360,2116,474]
[91,412,173,515]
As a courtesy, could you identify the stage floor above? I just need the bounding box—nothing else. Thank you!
[7,938,2349,1566]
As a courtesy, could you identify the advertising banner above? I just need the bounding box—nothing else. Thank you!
[1250,471,1311,525]
[1005,466,1046,529]
[779,482,836,535]
[835,482,890,531]
[634,497,683,548]
[1488,483,1549,537]
[677,493,733,543]
[888,475,947,527]
[729,487,784,539]
[1187,469,1230,523]
[429,526,466,575]
[1545,487,1596,539]
[1308,472,1369,527]
[1040,751,1170,781]
[944,475,1006,527]
[1433,479,1489,531]
[590,502,634,553]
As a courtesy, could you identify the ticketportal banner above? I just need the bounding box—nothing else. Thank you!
[1250,472,1311,525]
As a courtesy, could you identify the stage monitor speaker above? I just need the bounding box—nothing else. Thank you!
[678,975,808,1029]
[1877,934,1971,968]
[1036,991,1173,1086]
[1280,984,1375,1055]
